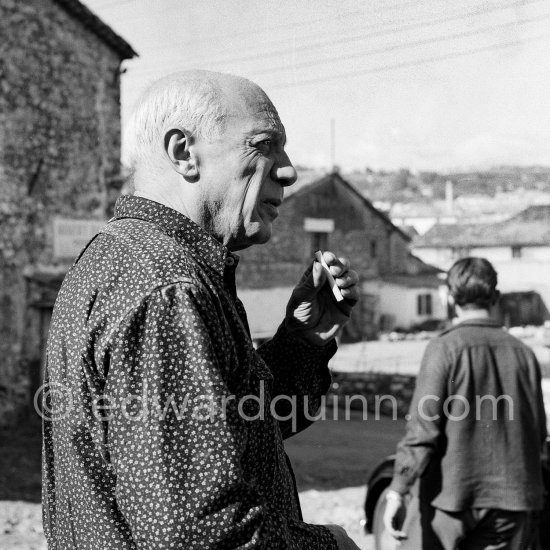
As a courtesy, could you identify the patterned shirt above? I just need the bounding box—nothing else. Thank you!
[43,195,338,549]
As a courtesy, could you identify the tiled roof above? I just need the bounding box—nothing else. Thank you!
[53,0,137,59]
[510,204,550,222]
[390,201,462,218]
[381,273,443,289]
[415,204,550,248]
[284,168,326,198]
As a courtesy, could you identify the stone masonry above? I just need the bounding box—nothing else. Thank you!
[0,0,135,424]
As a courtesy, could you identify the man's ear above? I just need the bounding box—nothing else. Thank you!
[163,128,199,180]
[447,293,458,318]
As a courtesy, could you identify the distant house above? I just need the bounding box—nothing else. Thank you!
[413,205,550,325]
[390,185,550,236]
[0,0,136,422]
[390,201,459,236]
[237,171,446,340]
[362,254,446,332]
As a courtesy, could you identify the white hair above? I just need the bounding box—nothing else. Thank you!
[124,70,233,174]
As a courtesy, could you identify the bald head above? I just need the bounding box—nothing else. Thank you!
[126,70,296,250]
[125,70,276,177]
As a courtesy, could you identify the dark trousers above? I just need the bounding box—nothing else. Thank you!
[426,506,538,550]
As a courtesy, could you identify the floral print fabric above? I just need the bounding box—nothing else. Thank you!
[43,195,338,549]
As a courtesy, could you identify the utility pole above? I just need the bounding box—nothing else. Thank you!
[330,118,336,172]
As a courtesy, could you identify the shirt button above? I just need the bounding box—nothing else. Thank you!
[225,256,235,266]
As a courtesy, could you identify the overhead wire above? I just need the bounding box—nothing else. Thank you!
[131,0,424,53]
[94,0,422,34]
[129,0,545,72]
[129,4,549,85]
[247,11,550,77]
[124,29,550,95]
[267,31,550,90]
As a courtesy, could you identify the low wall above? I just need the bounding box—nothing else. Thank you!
[328,371,417,418]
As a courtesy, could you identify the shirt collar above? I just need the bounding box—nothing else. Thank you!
[112,194,238,276]
[440,317,503,335]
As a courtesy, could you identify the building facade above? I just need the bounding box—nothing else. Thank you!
[413,205,550,326]
[237,171,444,340]
[0,0,135,423]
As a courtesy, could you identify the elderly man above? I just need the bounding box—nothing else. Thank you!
[43,71,360,549]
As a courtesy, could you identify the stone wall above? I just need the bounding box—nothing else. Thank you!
[328,371,416,418]
[0,0,127,424]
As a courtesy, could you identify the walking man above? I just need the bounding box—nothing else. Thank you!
[384,257,546,549]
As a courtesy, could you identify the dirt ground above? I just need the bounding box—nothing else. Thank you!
[0,487,375,549]
[0,502,45,550]
[286,410,406,548]
[0,410,405,549]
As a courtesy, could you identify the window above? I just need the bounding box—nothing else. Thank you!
[417,293,433,315]
[511,246,522,259]
[370,240,377,258]
[303,218,334,257]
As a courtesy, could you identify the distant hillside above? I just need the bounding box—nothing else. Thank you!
[340,166,550,202]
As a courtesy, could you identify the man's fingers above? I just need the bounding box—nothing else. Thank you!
[311,260,325,289]
[339,286,359,303]
[335,270,359,304]
[322,252,349,277]
[320,252,358,303]
[383,500,408,541]
[335,270,358,289]
[387,526,407,541]
[298,260,326,291]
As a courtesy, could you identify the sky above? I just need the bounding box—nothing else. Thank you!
[82,0,550,173]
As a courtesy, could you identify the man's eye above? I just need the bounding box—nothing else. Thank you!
[256,139,272,151]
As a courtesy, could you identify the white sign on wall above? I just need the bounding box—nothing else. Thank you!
[303,217,335,233]
[53,217,106,259]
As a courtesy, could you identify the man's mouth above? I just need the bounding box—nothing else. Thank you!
[261,198,282,219]
[262,198,282,208]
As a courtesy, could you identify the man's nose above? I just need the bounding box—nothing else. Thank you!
[271,151,297,187]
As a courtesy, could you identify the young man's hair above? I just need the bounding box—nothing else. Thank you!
[447,257,498,309]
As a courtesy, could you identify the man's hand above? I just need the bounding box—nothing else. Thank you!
[323,525,361,550]
[383,491,407,542]
[285,252,359,346]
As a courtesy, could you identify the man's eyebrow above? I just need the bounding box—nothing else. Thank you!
[250,127,286,143]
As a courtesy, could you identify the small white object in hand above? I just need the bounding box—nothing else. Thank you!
[314,250,344,303]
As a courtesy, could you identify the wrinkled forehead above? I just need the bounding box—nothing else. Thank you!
[222,80,284,133]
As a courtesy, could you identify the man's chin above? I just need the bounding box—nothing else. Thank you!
[230,224,272,251]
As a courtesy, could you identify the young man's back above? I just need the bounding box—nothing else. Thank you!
[403,318,546,513]
[385,257,547,549]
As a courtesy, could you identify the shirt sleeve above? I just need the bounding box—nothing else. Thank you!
[389,339,450,495]
[106,282,337,550]
[256,324,336,439]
